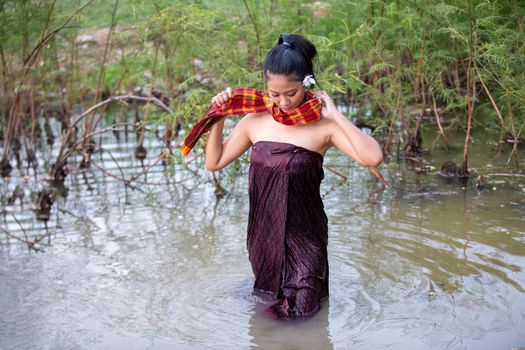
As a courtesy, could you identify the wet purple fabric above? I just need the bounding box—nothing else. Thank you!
[247,140,328,319]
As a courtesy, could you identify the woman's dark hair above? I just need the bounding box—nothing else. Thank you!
[263,33,317,82]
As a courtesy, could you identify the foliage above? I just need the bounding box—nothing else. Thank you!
[1,0,524,160]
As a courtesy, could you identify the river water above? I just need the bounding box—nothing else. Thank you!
[1,117,524,349]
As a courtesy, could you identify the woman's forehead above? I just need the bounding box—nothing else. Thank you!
[267,74,302,92]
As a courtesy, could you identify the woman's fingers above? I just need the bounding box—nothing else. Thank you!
[315,91,330,104]
[212,93,225,106]
[315,91,337,119]
[212,87,233,106]
[315,90,327,100]
[321,91,335,104]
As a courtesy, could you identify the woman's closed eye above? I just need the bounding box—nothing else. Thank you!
[272,91,297,98]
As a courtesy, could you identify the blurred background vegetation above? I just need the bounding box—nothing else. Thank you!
[1,0,524,178]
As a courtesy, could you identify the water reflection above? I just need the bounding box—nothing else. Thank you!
[249,296,332,349]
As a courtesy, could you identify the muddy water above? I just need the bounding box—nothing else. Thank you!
[1,119,524,349]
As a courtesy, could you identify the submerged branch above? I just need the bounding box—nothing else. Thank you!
[50,94,173,181]
[0,223,49,252]
[323,165,348,181]
[481,173,525,178]
[367,166,389,188]
[87,149,169,188]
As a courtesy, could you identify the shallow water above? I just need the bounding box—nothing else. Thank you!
[1,119,524,350]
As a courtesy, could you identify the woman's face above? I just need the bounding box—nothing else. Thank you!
[266,73,306,113]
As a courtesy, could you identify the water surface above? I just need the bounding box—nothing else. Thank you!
[1,119,524,349]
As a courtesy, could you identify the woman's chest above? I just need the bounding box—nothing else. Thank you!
[248,114,331,155]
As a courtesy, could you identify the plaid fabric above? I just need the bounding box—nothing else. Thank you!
[181,88,322,156]
[267,91,321,126]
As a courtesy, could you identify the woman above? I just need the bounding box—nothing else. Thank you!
[183,34,383,319]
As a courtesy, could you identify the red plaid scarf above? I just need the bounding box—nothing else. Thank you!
[181,88,322,156]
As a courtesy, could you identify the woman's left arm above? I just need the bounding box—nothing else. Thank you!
[317,91,383,167]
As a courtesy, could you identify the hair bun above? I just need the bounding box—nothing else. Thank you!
[277,33,290,45]
[277,33,316,61]
[264,33,318,82]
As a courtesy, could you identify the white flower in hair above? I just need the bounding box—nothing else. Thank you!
[302,75,316,88]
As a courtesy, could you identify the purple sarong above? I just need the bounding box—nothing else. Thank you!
[247,140,329,319]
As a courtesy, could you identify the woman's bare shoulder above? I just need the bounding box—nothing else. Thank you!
[241,111,271,125]
[239,112,271,142]
[243,111,270,119]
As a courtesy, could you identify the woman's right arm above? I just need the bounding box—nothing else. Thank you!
[205,88,253,171]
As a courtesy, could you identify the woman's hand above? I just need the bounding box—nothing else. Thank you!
[314,91,337,120]
[211,87,233,107]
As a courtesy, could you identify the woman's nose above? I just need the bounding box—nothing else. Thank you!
[279,97,290,106]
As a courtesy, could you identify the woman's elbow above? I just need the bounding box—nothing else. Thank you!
[205,159,226,171]
[363,153,383,167]
[205,162,220,171]
[373,153,384,167]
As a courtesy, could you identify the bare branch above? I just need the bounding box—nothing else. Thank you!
[71,95,173,128]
